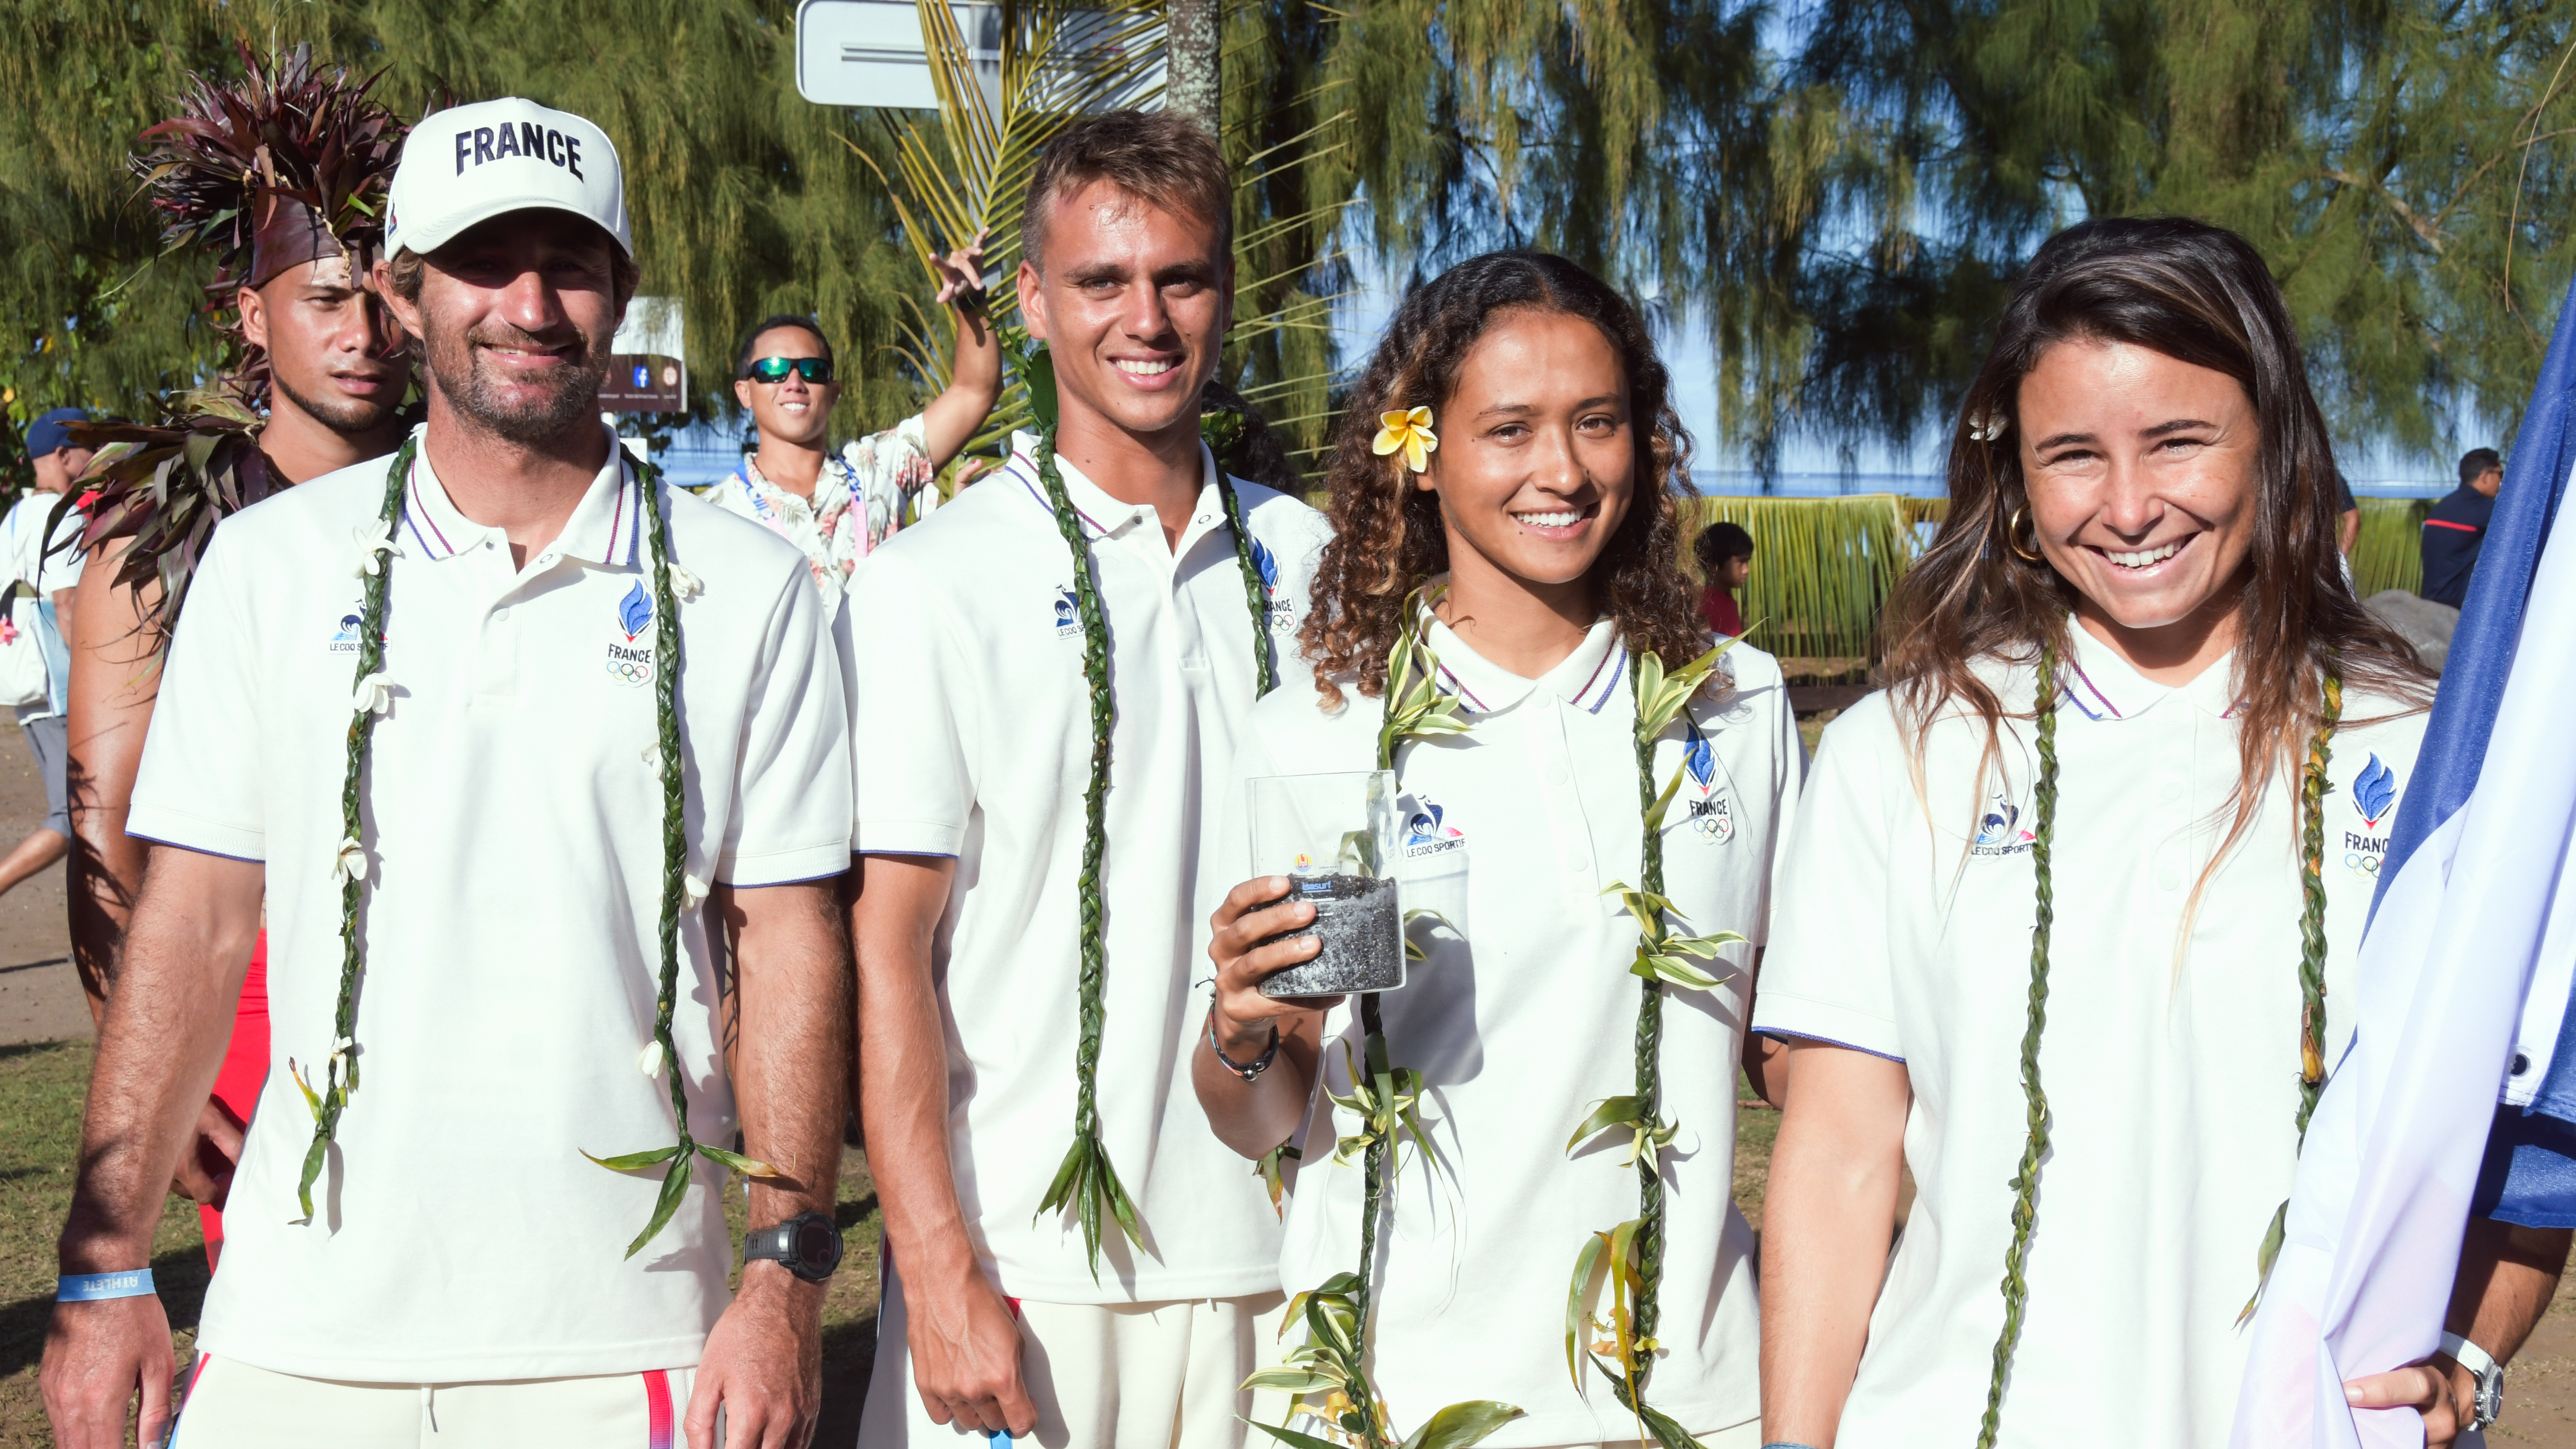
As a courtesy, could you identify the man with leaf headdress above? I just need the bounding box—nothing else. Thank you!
[58,45,414,1269]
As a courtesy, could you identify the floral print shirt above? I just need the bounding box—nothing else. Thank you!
[712,413,936,598]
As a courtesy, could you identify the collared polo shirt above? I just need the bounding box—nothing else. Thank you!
[1231,617,1802,1447]
[1752,628,2428,1448]
[848,431,1331,1304]
[128,424,849,1381]
[2421,483,2497,608]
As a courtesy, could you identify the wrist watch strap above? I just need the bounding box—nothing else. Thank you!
[2440,1331,2504,1431]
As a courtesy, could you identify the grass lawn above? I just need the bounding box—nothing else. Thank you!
[0,1040,887,1446]
[0,1041,1785,1444]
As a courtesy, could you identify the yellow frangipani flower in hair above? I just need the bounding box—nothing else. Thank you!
[1371,406,1438,473]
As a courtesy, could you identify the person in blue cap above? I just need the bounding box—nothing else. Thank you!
[0,406,97,899]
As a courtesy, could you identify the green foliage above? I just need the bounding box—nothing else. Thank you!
[1688,495,1926,668]
[2353,497,2431,596]
[1783,0,2576,468]
[0,0,917,465]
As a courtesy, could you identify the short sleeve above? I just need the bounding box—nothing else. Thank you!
[128,534,267,861]
[845,415,934,496]
[718,556,853,886]
[1749,699,1905,1061]
[1748,665,1808,947]
[42,506,86,593]
[848,549,976,856]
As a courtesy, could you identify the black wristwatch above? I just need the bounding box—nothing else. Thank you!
[743,1211,843,1283]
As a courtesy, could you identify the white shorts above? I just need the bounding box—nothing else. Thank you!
[856,1258,1286,1449]
[171,1355,699,1448]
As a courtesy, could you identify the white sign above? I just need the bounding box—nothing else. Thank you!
[612,296,684,360]
[793,0,1163,114]
[795,0,1002,112]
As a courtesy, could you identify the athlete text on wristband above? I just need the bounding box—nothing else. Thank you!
[56,1269,155,1301]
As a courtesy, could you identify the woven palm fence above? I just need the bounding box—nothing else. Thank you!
[1685,495,1942,676]
[2352,497,2433,598]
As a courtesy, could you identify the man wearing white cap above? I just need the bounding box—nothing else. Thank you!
[41,98,853,1449]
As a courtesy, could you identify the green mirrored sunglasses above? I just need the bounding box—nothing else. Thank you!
[745,356,834,384]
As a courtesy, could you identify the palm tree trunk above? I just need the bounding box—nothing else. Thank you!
[1166,0,1219,135]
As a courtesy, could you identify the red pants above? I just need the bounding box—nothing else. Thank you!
[197,932,268,1266]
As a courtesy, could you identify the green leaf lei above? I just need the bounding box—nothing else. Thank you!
[1560,637,1742,1449]
[1249,587,1518,1449]
[1971,640,2339,1447]
[295,435,769,1256]
[1007,343,1281,1279]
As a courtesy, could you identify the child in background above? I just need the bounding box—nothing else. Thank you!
[1696,520,1752,636]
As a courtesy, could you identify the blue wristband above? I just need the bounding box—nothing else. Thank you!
[56,1269,155,1302]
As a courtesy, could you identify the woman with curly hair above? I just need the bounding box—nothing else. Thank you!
[1194,250,1802,1448]
[1753,217,2557,1449]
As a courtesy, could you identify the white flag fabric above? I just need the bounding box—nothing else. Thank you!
[2231,277,2576,1445]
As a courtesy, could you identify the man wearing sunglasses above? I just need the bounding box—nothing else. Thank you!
[717,238,1001,605]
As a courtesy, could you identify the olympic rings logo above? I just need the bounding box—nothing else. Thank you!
[2344,852,2381,876]
[606,658,656,686]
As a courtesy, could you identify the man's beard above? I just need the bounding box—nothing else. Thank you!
[422,312,611,446]
[270,368,402,437]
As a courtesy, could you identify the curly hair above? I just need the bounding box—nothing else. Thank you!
[1300,250,1704,705]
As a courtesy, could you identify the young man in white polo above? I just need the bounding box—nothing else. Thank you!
[848,111,1331,1446]
[40,98,853,1449]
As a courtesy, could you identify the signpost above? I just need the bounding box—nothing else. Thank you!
[603,296,686,414]
[792,0,1161,115]
[794,0,1003,112]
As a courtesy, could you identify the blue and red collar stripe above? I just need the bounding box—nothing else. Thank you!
[1009,451,1110,537]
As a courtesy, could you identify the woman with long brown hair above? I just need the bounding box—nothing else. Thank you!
[1751,217,2508,1447]
[1192,250,1801,1447]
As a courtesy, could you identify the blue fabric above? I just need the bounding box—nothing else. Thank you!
[2370,274,2576,927]
[2420,484,2498,607]
[2410,271,2576,1220]
[2472,1106,2576,1229]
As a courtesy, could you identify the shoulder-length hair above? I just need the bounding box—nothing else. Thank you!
[1300,250,1704,705]
[1883,216,2429,841]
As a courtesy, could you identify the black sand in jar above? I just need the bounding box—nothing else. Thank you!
[1258,873,1404,998]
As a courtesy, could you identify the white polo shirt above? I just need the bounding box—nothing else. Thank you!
[129,424,850,1382]
[1232,618,1801,1448]
[1752,627,2427,1448]
[848,432,1330,1304]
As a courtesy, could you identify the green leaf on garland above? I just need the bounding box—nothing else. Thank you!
[2239,1198,2290,1325]
[1243,1420,1344,1449]
[583,1145,683,1172]
[1026,345,1059,431]
[622,1152,694,1260]
[1567,1095,1645,1154]
[695,1143,782,1179]
[1240,1365,1344,1393]
[1565,1229,1609,1386]
[1401,1401,1526,1449]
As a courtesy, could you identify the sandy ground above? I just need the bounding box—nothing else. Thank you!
[0,722,89,1048]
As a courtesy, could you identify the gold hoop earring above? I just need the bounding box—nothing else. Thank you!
[2005,505,2047,564]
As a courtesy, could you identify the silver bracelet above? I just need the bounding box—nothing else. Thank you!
[1207,1008,1281,1082]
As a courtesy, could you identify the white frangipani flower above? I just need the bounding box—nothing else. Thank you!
[334,836,367,884]
[1969,410,2009,443]
[352,672,396,715]
[683,873,711,901]
[637,1039,666,1078]
[666,562,704,601]
[353,517,399,576]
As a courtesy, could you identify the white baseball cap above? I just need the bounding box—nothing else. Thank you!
[385,98,633,259]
